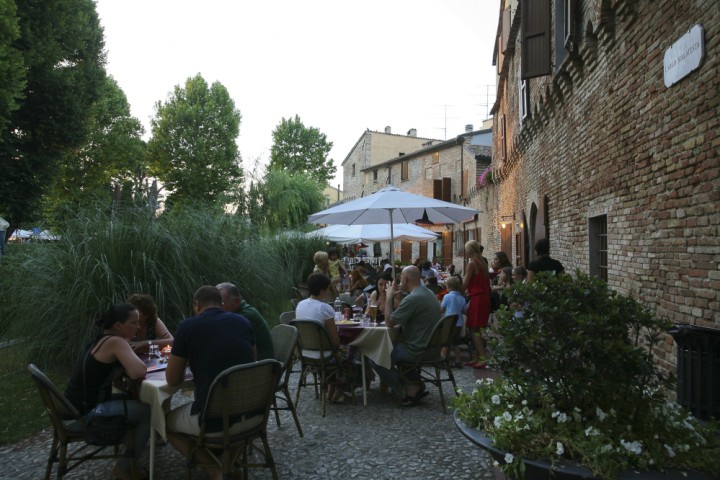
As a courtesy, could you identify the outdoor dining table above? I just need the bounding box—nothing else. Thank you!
[138,359,194,480]
[337,321,400,405]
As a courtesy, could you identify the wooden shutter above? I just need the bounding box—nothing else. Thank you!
[442,177,451,202]
[442,231,453,267]
[419,242,428,262]
[401,241,412,263]
[501,224,513,262]
[521,211,529,266]
[433,179,442,199]
[521,0,552,79]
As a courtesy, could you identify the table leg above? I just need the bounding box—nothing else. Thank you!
[149,430,155,480]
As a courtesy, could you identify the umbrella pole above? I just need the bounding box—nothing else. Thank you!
[388,208,395,272]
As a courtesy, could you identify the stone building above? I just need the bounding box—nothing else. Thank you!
[340,125,492,268]
[485,0,719,407]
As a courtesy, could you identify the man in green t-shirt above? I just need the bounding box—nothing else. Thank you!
[216,282,275,360]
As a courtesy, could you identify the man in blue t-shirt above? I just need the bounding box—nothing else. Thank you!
[165,285,255,480]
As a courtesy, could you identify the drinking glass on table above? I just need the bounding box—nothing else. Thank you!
[368,303,378,324]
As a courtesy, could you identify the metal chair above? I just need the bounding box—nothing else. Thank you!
[395,314,459,413]
[290,319,357,417]
[270,324,303,437]
[184,359,282,480]
[27,364,138,480]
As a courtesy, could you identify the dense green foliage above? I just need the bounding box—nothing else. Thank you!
[148,74,243,209]
[247,169,326,232]
[0,0,24,134]
[452,272,720,478]
[0,0,106,232]
[269,114,336,185]
[0,206,325,369]
[44,76,147,226]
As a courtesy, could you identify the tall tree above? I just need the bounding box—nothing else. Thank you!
[147,74,243,208]
[249,169,325,232]
[269,115,336,186]
[0,0,106,232]
[44,76,147,225]
[0,0,25,134]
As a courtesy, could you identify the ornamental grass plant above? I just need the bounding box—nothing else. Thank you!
[0,205,325,370]
[452,272,720,479]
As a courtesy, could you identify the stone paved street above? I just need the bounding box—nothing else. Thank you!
[0,366,497,480]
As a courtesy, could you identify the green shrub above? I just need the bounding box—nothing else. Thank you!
[0,205,325,369]
[452,272,720,479]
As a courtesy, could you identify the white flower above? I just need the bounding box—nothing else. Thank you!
[515,413,525,421]
[620,439,643,455]
[556,442,565,456]
[521,400,528,406]
[682,419,695,431]
[556,413,568,423]
[493,460,499,467]
[494,416,503,428]
[503,412,512,422]
[551,411,560,418]
[584,426,600,437]
[664,444,676,458]
[504,453,514,464]
[491,394,501,405]
[601,444,613,453]
[596,407,608,421]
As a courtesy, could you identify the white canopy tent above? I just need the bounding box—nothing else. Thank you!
[308,223,438,244]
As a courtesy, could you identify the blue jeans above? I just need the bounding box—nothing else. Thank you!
[370,343,421,397]
[85,398,150,468]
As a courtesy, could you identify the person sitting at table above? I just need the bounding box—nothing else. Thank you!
[295,272,349,402]
[420,260,439,281]
[348,267,368,296]
[372,265,440,406]
[64,304,150,480]
[363,272,395,323]
[165,286,256,480]
[126,293,173,355]
[216,282,275,361]
[313,250,340,295]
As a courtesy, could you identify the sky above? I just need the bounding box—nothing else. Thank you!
[94,0,500,188]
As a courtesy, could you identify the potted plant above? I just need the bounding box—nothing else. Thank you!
[452,272,720,479]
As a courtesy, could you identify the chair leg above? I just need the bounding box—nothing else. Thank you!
[57,439,69,479]
[45,433,59,480]
[260,433,278,480]
[434,366,447,414]
[283,385,304,437]
[272,397,282,428]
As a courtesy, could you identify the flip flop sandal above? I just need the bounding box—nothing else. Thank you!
[400,390,429,406]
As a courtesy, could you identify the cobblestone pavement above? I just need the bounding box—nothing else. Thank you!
[0,367,497,480]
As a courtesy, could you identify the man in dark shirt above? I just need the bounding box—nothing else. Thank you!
[165,285,255,480]
[216,282,274,361]
[527,238,565,282]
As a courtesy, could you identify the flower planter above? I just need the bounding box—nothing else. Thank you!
[454,412,716,480]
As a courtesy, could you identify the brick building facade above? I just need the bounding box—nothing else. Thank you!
[484,0,719,374]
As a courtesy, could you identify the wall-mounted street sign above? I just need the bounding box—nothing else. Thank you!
[664,24,705,88]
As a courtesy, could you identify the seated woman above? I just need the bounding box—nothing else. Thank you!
[64,304,150,480]
[127,293,173,354]
[295,272,347,403]
[348,268,368,296]
[364,272,396,323]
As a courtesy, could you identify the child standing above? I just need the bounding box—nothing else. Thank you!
[440,276,467,369]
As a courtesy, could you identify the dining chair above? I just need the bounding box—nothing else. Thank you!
[395,314,459,413]
[27,364,139,480]
[290,319,356,417]
[183,359,282,480]
[269,324,303,437]
[290,298,300,310]
[278,310,296,325]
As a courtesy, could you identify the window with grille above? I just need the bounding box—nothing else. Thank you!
[589,215,608,281]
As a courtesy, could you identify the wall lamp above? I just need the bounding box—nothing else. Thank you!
[500,214,515,229]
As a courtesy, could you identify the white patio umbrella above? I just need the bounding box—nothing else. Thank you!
[308,223,438,244]
[308,185,479,266]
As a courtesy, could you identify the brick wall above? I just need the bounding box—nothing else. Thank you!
[487,0,719,370]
